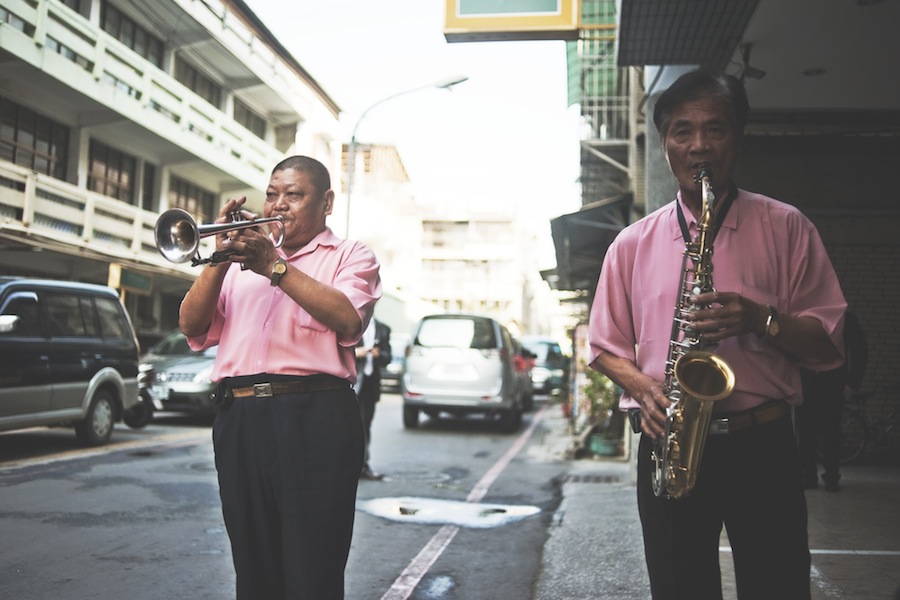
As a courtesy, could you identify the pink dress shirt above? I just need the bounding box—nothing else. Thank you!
[589,189,847,412]
[185,227,382,383]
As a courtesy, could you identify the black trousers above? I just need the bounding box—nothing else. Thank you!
[212,374,364,600]
[637,415,811,600]
[356,372,380,469]
[796,367,846,485]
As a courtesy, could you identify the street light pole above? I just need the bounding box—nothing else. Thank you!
[344,75,468,238]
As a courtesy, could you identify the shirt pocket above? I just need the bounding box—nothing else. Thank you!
[293,309,328,333]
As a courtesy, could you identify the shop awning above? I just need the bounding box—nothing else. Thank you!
[545,193,632,293]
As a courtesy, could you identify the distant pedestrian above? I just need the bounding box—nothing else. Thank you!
[355,318,391,480]
[796,311,868,491]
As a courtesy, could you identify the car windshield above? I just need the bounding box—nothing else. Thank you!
[524,342,550,361]
[152,331,216,357]
[415,317,496,350]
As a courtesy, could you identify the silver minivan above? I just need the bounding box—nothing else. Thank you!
[401,313,524,432]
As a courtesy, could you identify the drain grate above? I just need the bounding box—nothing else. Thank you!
[565,474,620,484]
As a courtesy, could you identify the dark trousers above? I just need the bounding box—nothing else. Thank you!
[796,367,846,485]
[637,415,810,600]
[212,375,364,600]
[356,372,379,469]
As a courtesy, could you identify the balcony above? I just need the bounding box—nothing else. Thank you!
[0,162,209,279]
[0,0,311,189]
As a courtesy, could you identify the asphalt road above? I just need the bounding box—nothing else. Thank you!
[0,394,568,600]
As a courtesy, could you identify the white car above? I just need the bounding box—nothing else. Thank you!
[401,314,525,432]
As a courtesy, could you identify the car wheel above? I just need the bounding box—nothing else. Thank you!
[499,406,522,433]
[75,390,115,446]
[123,391,154,429]
[403,406,420,429]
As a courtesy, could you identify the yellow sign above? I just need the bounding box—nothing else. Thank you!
[108,263,152,296]
[444,0,580,42]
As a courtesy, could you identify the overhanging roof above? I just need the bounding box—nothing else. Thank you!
[617,0,759,71]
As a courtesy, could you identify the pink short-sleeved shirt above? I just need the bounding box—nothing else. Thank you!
[589,189,847,412]
[185,227,381,383]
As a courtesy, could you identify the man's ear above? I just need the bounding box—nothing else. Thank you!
[323,189,335,216]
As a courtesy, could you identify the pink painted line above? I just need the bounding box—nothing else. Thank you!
[379,403,550,600]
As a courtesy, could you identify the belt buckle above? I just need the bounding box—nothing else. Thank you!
[253,383,273,398]
[709,418,730,435]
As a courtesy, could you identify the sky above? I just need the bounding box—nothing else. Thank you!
[245,0,583,267]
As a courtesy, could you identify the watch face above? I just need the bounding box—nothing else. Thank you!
[274,262,286,274]
[768,319,780,337]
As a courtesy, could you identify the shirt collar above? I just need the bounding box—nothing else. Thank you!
[282,226,342,259]
[673,187,741,240]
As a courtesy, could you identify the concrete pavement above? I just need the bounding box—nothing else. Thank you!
[532,404,900,600]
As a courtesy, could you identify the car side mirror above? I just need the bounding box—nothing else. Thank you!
[0,314,19,333]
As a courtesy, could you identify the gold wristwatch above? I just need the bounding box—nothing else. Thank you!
[762,305,780,341]
[270,257,287,287]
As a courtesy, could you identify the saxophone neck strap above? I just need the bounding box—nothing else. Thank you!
[678,183,738,245]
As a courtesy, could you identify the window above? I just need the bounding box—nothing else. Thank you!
[234,98,266,139]
[46,294,92,338]
[101,1,164,67]
[0,5,28,32]
[88,140,137,203]
[168,176,216,224]
[141,162,156,211]
[96,297,130,339]
[60,0,82,13]
[0,96,69,179]
[174,55,223,108]
[0,294,41,338]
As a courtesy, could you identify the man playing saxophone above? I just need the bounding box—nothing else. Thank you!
[588,70,846,599]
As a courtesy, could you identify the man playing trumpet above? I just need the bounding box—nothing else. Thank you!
[180,155,382,599]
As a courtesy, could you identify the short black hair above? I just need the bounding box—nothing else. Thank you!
[653,69,750,141]
[272,155,331,195]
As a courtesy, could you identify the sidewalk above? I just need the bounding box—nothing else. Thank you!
[533,404,900,600]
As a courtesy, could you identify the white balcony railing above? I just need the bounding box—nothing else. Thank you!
[0,162,209,277]
[1,0,284,188]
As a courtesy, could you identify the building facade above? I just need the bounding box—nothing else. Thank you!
[0,0,341,349]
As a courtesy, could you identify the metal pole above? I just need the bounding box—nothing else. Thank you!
[344,76,468,238]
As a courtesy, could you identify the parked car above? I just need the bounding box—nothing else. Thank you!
[401,313,526,432]
[521,336,570,399]
[139,329,218,416]
[0,277,140,445]
[380,333,408,393]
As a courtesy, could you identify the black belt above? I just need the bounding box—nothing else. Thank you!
[628,400,789,435]
[708,400,790,435]
[230,378,349,399]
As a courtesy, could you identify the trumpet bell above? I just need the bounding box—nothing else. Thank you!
[155,208,200,264]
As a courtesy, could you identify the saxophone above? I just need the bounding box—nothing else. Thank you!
[651,166,736,500]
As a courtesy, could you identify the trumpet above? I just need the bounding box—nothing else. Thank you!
[154,208,285,267]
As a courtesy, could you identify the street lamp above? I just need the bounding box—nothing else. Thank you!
[344,75,468,238]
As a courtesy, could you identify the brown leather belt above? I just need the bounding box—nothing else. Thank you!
[709,400,790,435]
[230,378,349,399]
